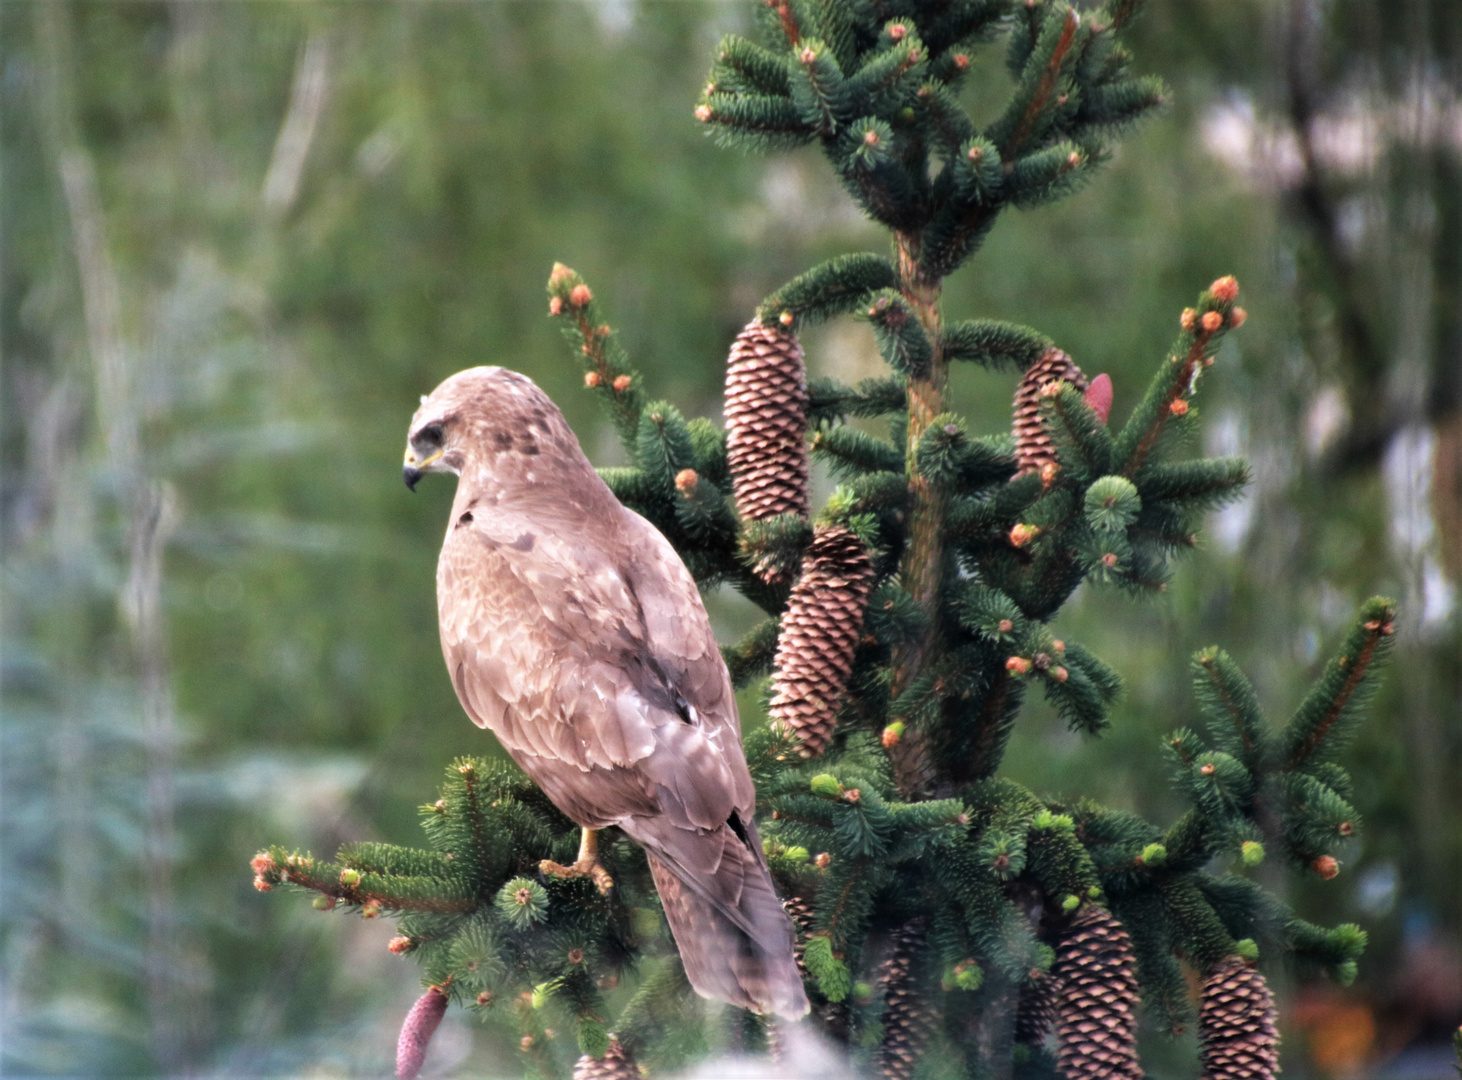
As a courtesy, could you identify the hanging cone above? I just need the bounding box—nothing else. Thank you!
[768,524,875,757]
[1015,969,1060,1047]
[573,1036,640,1080]
[1053,905,1142,1080]
[876,921,937,1080]
[784,894,816,978]
[1013,346,1089,479]
[1198,957,1279,1080]
[766,1017,785,1067]
[396,986,449,1080]
[725,318,810,536]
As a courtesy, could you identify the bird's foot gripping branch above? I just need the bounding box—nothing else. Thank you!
[255,2,1396,1078]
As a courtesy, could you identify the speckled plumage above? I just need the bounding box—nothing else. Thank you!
[405,367,808,1019]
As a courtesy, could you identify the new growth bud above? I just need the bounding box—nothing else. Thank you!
[1209,276,1239,302]
[1313,855,1340,880]
[1201,310,1223,333]
[1138,843,1167,867]
[569,284,593,307]
[810,773,842,798]
[1009,523,1039,547]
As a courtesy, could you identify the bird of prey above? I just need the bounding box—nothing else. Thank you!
[403,366,809,1019]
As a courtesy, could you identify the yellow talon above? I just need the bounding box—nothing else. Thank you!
[539,828,613,895]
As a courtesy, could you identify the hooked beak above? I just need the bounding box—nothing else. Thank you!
[403,445,444,492]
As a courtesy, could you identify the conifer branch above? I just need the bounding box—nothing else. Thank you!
[1283,601,1396,770]
[1001,8,1080,159]
[1196,649,1261,759]
[547,264,643,451]
[1118,277,1245,477]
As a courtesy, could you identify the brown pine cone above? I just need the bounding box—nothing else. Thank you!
[1053,905,1142,1080]
[769,524,875,758]
[1015,969,1060,1047]
[1199,957,1279,1080]
[396,986,448,1080]
[573,1036,640,1080]
[1013,346,1089,479]
[876,921,937,1080]
[725,318,810,535]
[784,894,817,978]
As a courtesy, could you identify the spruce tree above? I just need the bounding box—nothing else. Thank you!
[253,3,1396,1077]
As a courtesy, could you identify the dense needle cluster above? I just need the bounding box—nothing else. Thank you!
[254,2,1393,1077]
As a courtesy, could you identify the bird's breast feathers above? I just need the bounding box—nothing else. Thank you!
[435,502,750,825]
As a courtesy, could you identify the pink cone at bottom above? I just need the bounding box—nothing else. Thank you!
[397,986,449,1080]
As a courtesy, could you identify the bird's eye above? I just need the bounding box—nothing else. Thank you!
[414,423,445,452]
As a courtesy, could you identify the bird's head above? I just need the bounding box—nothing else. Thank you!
[403,366,580,491]
[403,393,463,492]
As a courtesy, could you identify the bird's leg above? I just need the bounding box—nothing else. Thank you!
[539,827,614,895]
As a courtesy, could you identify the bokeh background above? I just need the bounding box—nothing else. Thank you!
[2,1,1458,1077]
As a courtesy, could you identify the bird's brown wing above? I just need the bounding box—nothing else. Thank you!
[437,500,806,1016]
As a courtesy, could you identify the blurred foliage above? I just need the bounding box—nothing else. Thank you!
[1,1,1457,1077]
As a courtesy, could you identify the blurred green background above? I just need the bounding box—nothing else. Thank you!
[2,1,1458,1077]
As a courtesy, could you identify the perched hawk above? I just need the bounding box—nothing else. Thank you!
[403,366,808,1019]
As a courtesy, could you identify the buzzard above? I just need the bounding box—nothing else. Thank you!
[403,366,808,1019]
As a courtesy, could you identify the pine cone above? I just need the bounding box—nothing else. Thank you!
[1015,969,1060,1047]
[784,895,816,978]
[766,1017,785,1066]
[1053,905,1142,1080]
[1199,957,1279,1080]
[396,986,448,1080]
[876,921,937,1080]
[725,318,810,535]
[769,524,875,757]
[1013,346,1089,479]
[573,1036,640,1080]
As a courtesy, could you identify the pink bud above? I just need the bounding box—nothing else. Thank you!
[397,987,448,1080]
[1083,373,1113,423]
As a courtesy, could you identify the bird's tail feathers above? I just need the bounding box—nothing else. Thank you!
[642,842,809,1019]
